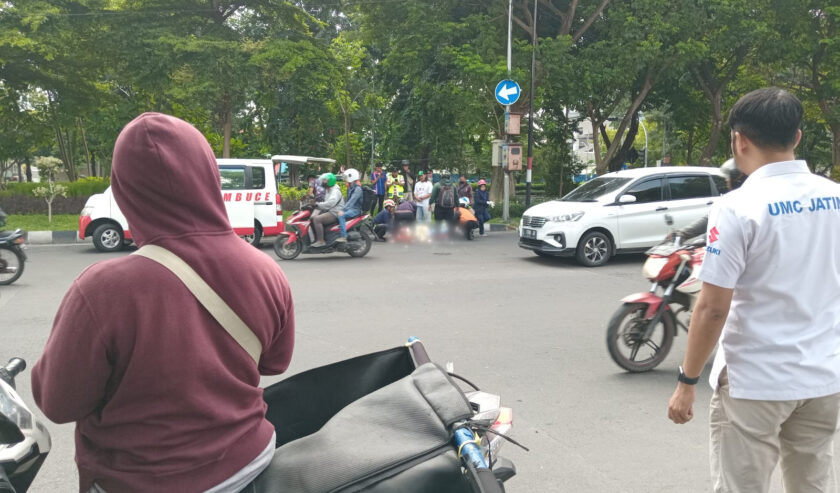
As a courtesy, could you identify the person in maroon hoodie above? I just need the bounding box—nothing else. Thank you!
[31,113,295,493]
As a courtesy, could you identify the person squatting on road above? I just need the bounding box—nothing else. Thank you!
[667,88,840,493]
[312,173,344,247]
[474,179,491,236]
[413,171,433,221]
[372,199,396,240]
[31,113,295,493]
[336,168,363,243]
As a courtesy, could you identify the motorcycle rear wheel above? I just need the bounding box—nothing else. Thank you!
[274,237,302,260]
[0,246,24,285]
[348,232,372,257]
[606,302,675,373]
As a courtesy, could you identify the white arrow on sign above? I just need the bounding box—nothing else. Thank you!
[497,84,519,103]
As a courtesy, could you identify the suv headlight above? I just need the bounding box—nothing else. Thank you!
[550,212,584,222]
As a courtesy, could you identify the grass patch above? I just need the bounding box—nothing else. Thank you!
[487,217,520,226]
[4,214,79,231]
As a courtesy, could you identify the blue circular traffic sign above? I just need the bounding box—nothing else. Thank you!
[495,79,521,105]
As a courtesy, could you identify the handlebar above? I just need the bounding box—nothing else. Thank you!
[455,427,505,493]
[0,359,25,389]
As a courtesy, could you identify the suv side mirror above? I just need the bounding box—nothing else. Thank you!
[618,195,637,204]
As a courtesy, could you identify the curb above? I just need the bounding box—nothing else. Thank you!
[23,231,91,245]
[487,223,516,232]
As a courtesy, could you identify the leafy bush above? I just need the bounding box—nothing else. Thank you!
[0,177,110,199]
[277,184,308,201]
[488,200,531,219]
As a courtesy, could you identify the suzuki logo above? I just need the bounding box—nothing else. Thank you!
[709,226,719,243]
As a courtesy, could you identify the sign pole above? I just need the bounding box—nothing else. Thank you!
[526,0,537,208]
[503,0,512,222]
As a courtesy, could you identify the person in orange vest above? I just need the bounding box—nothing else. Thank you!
[456,197,479,240]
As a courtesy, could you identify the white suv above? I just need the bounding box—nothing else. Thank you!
[519,166,727,266]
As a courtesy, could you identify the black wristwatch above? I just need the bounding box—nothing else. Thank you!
[678,366,700,385]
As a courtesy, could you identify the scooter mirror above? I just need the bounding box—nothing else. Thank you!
[0,413,24,445]
[664,214,674,226]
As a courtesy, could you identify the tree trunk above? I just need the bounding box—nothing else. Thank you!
[78,118,93,176]
[602,76,654,168]
[222,97,232,158]
[591,115,605,175]
[607,112,639,173]
[24,157,32,182]
[831,124,840,178]
[699,90,723,165]
[687,128,695,165]
[343,104,351,169]
[65,129,77,181]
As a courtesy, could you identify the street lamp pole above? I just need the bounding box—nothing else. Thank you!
[525,0,537,208]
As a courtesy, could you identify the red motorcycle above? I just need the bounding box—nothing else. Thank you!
[606,218,706,372]
[273,205,373,260]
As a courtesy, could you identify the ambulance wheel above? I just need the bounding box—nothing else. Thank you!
[240,224,262,246]
[348,232,372,258]
[93,223,125,253]
[274,237,301,260]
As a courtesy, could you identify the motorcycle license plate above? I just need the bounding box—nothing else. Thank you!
[522,228,537,239]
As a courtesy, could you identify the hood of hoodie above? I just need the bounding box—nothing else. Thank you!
[111,113,230,246]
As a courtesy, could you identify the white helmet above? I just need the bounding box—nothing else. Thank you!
[344,168,360,183]
[459,197,470,207]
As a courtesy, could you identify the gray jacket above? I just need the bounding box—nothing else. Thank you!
[317,186,345,214]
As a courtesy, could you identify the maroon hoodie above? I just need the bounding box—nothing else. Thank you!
[32,113,294,492]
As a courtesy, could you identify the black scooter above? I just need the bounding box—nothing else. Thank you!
[0,223,26,285]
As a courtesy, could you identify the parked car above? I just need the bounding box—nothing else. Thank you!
[518,166,727,267]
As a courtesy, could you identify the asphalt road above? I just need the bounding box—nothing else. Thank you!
[1,232,802,492]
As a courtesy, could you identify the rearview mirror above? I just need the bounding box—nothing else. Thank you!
[618,195,637,204]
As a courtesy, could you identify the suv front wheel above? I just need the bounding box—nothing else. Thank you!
[576,231,612,267]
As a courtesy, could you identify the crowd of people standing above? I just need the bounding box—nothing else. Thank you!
[367,162,492,241]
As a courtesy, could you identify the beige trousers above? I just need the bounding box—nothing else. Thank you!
[710,369,840,493]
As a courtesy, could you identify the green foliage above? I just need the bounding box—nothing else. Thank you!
[277,184,308,201]
[0,178,109,198]
[4,214,79,232]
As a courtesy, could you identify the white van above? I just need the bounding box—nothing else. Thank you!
[79,156,334,252]
[519,166,727,266]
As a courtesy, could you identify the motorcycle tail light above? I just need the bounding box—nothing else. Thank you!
[13,237,24,245]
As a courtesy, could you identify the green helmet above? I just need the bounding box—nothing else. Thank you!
[319,172,337,187]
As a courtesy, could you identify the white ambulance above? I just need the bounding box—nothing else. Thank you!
[79,155,336,252]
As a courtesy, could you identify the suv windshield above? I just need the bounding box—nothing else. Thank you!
[561,177,632,202]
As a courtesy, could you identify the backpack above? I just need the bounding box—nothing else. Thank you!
[437,185,455,208]
[361,186,376,211]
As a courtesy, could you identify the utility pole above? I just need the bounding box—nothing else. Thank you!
[526,0,537,208]
[503,0,513,221]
